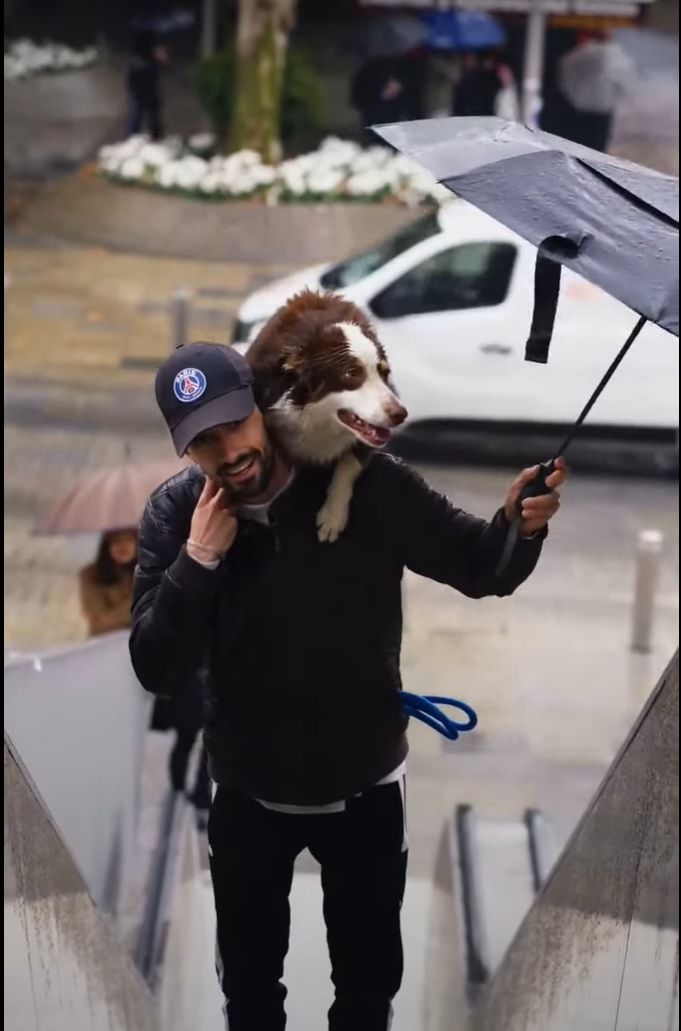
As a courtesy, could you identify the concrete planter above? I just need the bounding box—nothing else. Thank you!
[4,62,126,177]
[23,173,424,264]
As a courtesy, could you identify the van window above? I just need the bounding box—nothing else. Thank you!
[370,242,517,319]
[320,213,440,290]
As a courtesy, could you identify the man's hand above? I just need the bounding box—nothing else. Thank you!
[187,477,238,564]
[504,458,567,537]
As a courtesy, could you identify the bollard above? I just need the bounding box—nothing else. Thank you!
[630,529,663,654]
[170,289,191,350]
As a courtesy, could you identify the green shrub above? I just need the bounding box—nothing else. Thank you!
[196,50,233,144]
[196,45,324,153]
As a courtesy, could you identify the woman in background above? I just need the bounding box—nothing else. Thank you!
[79,528,138,637]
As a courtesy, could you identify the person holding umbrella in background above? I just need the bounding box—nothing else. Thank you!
[39,459,211,824]
[79,528,139,638]
[556,29,635,153]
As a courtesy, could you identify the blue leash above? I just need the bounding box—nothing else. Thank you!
[400,692,478,741]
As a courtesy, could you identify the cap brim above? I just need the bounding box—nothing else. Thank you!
[171,386,256,456]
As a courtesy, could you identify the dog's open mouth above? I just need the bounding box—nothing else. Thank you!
[338,409,392,448]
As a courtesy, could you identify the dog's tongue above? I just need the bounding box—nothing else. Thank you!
[366,425,391,447]
[339,409,392,448]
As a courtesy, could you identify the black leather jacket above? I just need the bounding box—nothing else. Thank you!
[130,455,545,805]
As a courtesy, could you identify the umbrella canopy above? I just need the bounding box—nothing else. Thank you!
[132,7,194,35]
[35,460,187,536]
[361,14,429,58]
[373,117,679,338]
[420,10,506,52]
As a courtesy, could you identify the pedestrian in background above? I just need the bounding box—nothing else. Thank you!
[350,56,408,142]
[79,528,138,637]
[557,29,635,152]
[452,49,515,118]
[125,30,168,140]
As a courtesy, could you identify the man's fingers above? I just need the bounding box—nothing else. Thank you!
[514,465,540,490]
[521,490,556,507]
[208,486,235,514]
[545,458,568,490]
[199,476,220,503]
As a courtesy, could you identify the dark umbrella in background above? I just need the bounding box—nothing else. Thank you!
[373,116,679,570]
[359,14,429,59]
[131,6,195,35]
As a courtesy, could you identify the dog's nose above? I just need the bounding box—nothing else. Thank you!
[385,401,408,427]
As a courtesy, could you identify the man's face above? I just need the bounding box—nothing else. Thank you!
[186,409,275,503]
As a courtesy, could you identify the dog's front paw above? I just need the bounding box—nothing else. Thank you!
[316,500,349,544]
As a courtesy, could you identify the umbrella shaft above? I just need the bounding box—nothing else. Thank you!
[557,315,648,457]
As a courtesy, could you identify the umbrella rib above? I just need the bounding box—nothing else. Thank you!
[575,160,679,229]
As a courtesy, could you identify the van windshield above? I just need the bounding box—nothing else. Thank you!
[320,212,441,290]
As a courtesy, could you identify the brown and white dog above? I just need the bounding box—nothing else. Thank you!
[245,289,407,542]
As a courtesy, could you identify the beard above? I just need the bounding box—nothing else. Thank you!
[216,441,276,503]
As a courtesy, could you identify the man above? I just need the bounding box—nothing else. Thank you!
[130,341,566,1031]
[452,50,503,117]
[350,56,408,143]
[556,30,635,152]
[125,30,168,140]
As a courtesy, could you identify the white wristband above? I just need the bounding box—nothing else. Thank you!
[187,539,221,560]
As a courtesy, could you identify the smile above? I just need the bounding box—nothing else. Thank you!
[225,456,257,478]
[337,410,392,448]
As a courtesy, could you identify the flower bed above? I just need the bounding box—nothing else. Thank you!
[97,134,452,207]
[4,39,99,81]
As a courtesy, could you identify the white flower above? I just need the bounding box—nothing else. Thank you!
[119,157,145,181]
[319,137,361,166]
[349,147,392,174]
[158,164,180,189]
[4,38,99,81]
[279,167,307,196]
[188,132,216,152]
[306,169,346,195]
[345,170,392,197]
[233,149,263,167]
[198,172,224,195]
[97,132,451,208]
[138,142,172,167]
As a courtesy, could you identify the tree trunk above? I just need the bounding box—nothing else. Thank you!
[230,0,296,164]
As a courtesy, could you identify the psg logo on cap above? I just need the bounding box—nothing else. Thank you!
[173,367,207,403]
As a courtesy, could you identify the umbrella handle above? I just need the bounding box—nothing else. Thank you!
[494,458,556,578]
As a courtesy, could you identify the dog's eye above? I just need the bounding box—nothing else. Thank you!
[342,370,357,385]
[378,361,392,380]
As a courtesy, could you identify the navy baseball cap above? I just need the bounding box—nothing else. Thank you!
[155,342,255,455]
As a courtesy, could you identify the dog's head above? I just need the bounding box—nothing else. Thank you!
[252,290,408,450]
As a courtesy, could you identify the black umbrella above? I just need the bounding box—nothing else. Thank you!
[373,117,678,337]
[360,14,428,58]
[373,116,679,571]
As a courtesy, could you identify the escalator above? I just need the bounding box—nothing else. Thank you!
[4,641,679,1030]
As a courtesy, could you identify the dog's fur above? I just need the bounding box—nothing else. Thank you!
[245,289,407,541]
